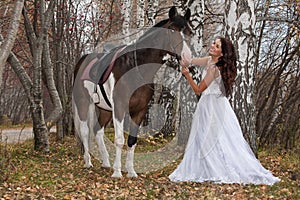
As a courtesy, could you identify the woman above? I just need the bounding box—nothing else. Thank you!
[169,37,279,185]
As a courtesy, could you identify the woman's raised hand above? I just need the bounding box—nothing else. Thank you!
[180,53,192,68]
[181,66,189,76]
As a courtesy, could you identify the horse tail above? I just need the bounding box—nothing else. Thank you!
[74,54,89,83]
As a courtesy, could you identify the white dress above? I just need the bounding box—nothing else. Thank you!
[169,60,280,185]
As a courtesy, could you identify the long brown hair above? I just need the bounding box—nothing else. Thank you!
[215,37,237,97]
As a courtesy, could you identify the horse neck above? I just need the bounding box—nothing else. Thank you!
[136,48,169,75]
[135,28,173,67]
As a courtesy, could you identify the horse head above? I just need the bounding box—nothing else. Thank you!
[157,6,192,61]
[137,6,192,63]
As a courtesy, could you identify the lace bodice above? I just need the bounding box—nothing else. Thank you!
[202,58,224,96]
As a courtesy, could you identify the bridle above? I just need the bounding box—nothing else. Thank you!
[167,25,191,62]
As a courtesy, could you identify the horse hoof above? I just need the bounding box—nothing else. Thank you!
[101,163,111,168]
[127,171,138,178]
[111,171,122,178]
[84,163,93,168]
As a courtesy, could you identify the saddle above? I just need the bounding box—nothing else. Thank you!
[81,44,126,84]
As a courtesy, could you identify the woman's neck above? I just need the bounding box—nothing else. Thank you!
[210,56,219,64]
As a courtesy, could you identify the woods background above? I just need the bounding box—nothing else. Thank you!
[0,0,299,153]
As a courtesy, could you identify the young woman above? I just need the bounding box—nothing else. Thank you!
[169,37,279,185]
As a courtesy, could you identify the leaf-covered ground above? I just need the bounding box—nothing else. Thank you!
[0,133,299,199]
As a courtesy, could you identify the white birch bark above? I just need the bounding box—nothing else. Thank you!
[136,0,145,28]
[121,0,133,43]
[224,0,257,152]
[0,0,24,87]
[145,0,160,132]
[146,0,158,26]
[173,1,204,145]
[188,0,205,56]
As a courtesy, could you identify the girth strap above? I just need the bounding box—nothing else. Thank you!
[99,84,112,108]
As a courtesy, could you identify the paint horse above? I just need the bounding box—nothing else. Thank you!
[73,6,192,178]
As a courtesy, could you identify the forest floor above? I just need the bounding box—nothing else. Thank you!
[0,131,299,199]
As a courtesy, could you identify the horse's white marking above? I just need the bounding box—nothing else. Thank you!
[95,127,111,168]
[180,32,192,63]
[125,144,138,177]
[79,120,93,168]
[111,116,124,178]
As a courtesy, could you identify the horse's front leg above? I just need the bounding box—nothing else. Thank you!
[111,115,124,178]
[125,122,138,177]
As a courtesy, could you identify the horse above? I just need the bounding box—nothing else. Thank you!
[72,6,192,178]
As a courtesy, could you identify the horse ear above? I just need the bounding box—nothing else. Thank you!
[184,8,191,21]
[169,6,178,19]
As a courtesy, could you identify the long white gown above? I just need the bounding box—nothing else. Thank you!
[169,59,280,185]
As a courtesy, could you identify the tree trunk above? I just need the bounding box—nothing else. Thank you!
[224,0,257,153]
[7,52,49,151]
[31,102,49,152]
[146,0,158,26]
[19,0,55,151]
[137,0,145,28]
[42,31,63,130]
[0,0,24,86]
[175,1,204,146]
[121,0,133,44]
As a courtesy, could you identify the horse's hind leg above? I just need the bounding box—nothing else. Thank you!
[94,108,112,168]
[74,103,93,168]
[79,119,93,168]
[73,80,95,168]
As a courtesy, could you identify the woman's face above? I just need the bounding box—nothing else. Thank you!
[209,39,223,58]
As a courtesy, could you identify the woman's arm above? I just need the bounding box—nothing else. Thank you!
[191,56,210,67]
[181,66,217,95]
[180,54,210,68]
[181,67,207,95]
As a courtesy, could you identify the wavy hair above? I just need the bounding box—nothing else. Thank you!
[215,37,237,97]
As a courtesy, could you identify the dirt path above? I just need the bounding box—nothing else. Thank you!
[0,127,56,144]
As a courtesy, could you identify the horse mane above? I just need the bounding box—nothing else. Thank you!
[137,19,170,43]
[153,19,169,27]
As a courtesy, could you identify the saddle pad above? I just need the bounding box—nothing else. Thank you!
[81,45,126,83]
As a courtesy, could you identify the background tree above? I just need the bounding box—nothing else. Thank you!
[6,0,56,152]
[255,0,300,149]
[0,0,24,87]
[224,0,257,152]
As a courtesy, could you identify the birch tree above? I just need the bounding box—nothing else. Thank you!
[255,0,300,149]
[146,0,158,27]
[121,0,133,44]
[136,0,145,28]
[224,0,257,152]
[0,0,24,87]
[6,0,55,152]
[182,1,204,145]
